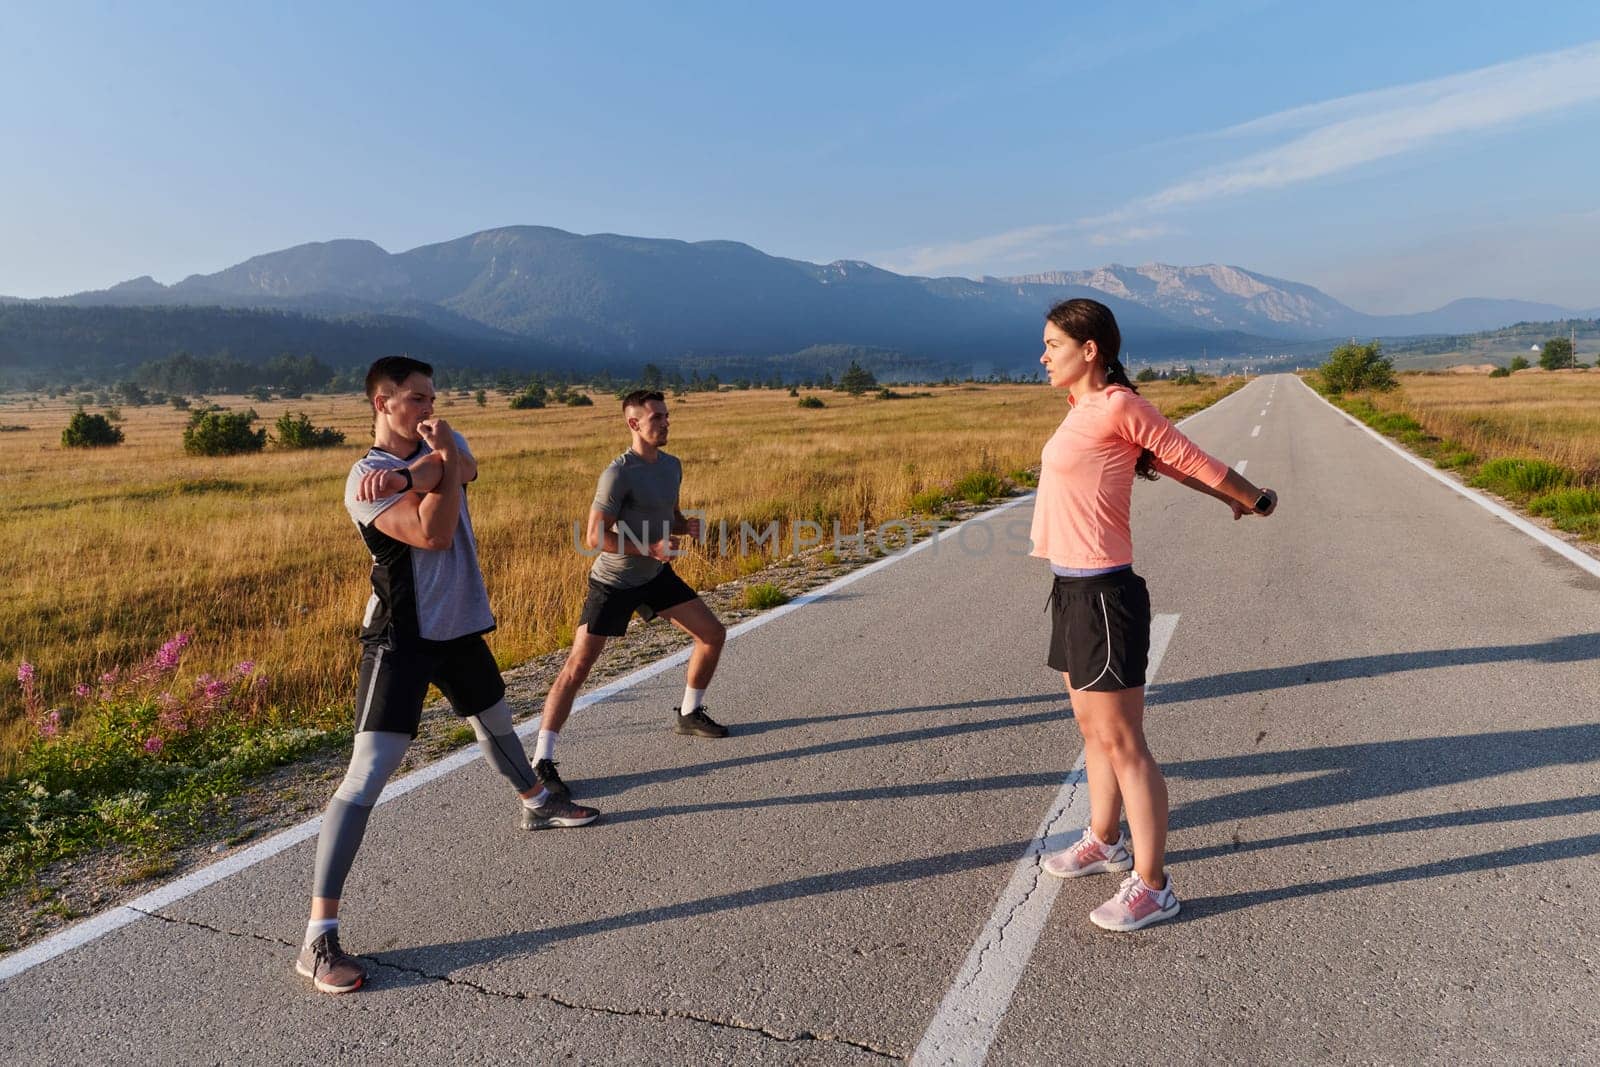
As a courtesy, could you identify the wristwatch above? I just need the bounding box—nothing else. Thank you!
[1253,489,1273,514]
[394,466,414,493]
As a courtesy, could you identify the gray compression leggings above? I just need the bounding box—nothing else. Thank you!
[311,700,537,900]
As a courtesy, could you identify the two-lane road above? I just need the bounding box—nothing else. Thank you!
[4,375,1596,1065]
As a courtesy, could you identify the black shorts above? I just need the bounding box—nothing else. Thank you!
[1046,569,1151,692]
[353,633,505,736]
[578,564,699,637]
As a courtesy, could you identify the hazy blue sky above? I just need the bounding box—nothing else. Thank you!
[4,1,1598,312]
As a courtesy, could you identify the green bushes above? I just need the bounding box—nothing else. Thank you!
[1320,341,1396,393]
[509,387,546,410]
[182,409,266,456]
[1529,487,1600,535]
[909,487,951,515]
[61,410,124,448]
[743,582,789,609]
[272,411,345,449]
[1470,458,1572,498]
[797,396,826,409]
[953,470,1005,504]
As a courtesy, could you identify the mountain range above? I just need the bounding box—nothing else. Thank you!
[6,226,1595,380]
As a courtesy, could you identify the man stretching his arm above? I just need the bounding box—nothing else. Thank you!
[297,356,596,995]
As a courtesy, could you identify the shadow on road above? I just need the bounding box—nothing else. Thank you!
[369,837,1034,988]
[1165,722,1600,833]
[1149,632,1600,704]
[576,692,1069,800]
[1165,720,1600,919]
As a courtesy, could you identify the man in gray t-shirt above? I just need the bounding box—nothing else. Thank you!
[530,390,732,802]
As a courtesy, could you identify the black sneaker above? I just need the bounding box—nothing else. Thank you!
[674,705,729,738]
[521,795,600,830]
[534,758,571,799]
[294,930,366,994]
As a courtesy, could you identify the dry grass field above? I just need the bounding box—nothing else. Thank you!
[0,379,1240,767]
[1357,370,1600,476]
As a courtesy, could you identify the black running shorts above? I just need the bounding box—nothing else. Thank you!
[578,564,699,637]
[353,633,505,736]
[1046,569,1151,692]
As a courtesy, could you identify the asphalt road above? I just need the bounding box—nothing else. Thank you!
[4,374,1597,1065]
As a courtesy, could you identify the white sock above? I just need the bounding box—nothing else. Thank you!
[304,917,339,947]
[521,788,550,810]
[681,687,706,715]
[534,729,558,762]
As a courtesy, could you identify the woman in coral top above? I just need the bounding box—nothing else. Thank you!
[1031,298,1277,931]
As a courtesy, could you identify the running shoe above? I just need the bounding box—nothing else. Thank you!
[534,758,571,799]
[1090,872,1181,932]
[673,706,728,738]
[1042,828,1133,879]
[295,930,366,994]
[521,795,600,830]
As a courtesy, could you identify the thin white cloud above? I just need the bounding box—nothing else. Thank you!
[887,40,1600,277]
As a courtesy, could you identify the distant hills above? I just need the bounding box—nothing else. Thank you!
[4,225,1595,384]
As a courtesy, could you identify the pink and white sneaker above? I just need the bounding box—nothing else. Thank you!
[1041,828,1134,879]
[1090,872,1180,931]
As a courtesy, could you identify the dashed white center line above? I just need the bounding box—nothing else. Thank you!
[912,616,1180,1066]
[1251,425,1261,437]
[1235,460,1248,475]
[1259,409,1267,416]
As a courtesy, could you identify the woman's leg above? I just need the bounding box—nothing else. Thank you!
[1067,679,1124,845]
[1069,684,1168,887]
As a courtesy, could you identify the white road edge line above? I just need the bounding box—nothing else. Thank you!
[1,380,1260,985]
[0,494,1033,984]
[1296,376,1600,579]
[910,614,1180,1067]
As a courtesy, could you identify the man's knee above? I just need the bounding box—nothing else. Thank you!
[700,618,727,649]
[333,731,409,806]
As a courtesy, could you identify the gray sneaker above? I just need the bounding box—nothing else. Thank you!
[521,795,600,830]
[295,930,366,994]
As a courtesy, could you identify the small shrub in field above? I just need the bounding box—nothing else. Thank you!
[61,410,124,448]
[474,389,487,407]
[183,409,266,456]
[744,582,789,609]
[564,393,594,406]
[1471,457,1573,498]
[1488,366,1511,378]
[819,550,839,566]
[953,470,1005,504]
[247,385,274,402]
[509,388,546,410]
[1320,341,1396,393]
[909,487,949,514]
[797,396,826,409]
[1008,467,1039,488]
[273,411,346,450]
[170,395,191,410]
[1435,450,1478,471]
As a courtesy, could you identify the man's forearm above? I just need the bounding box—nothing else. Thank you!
[416,453,464,544]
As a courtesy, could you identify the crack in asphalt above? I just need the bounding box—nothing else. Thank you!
[132,908,899,1061]
[953,771,1080,995]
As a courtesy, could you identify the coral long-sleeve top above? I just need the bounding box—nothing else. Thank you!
[1029,385,1230,569]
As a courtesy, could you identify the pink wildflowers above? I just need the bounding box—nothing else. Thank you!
[143,735,165,754]
[39,710,62,739]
